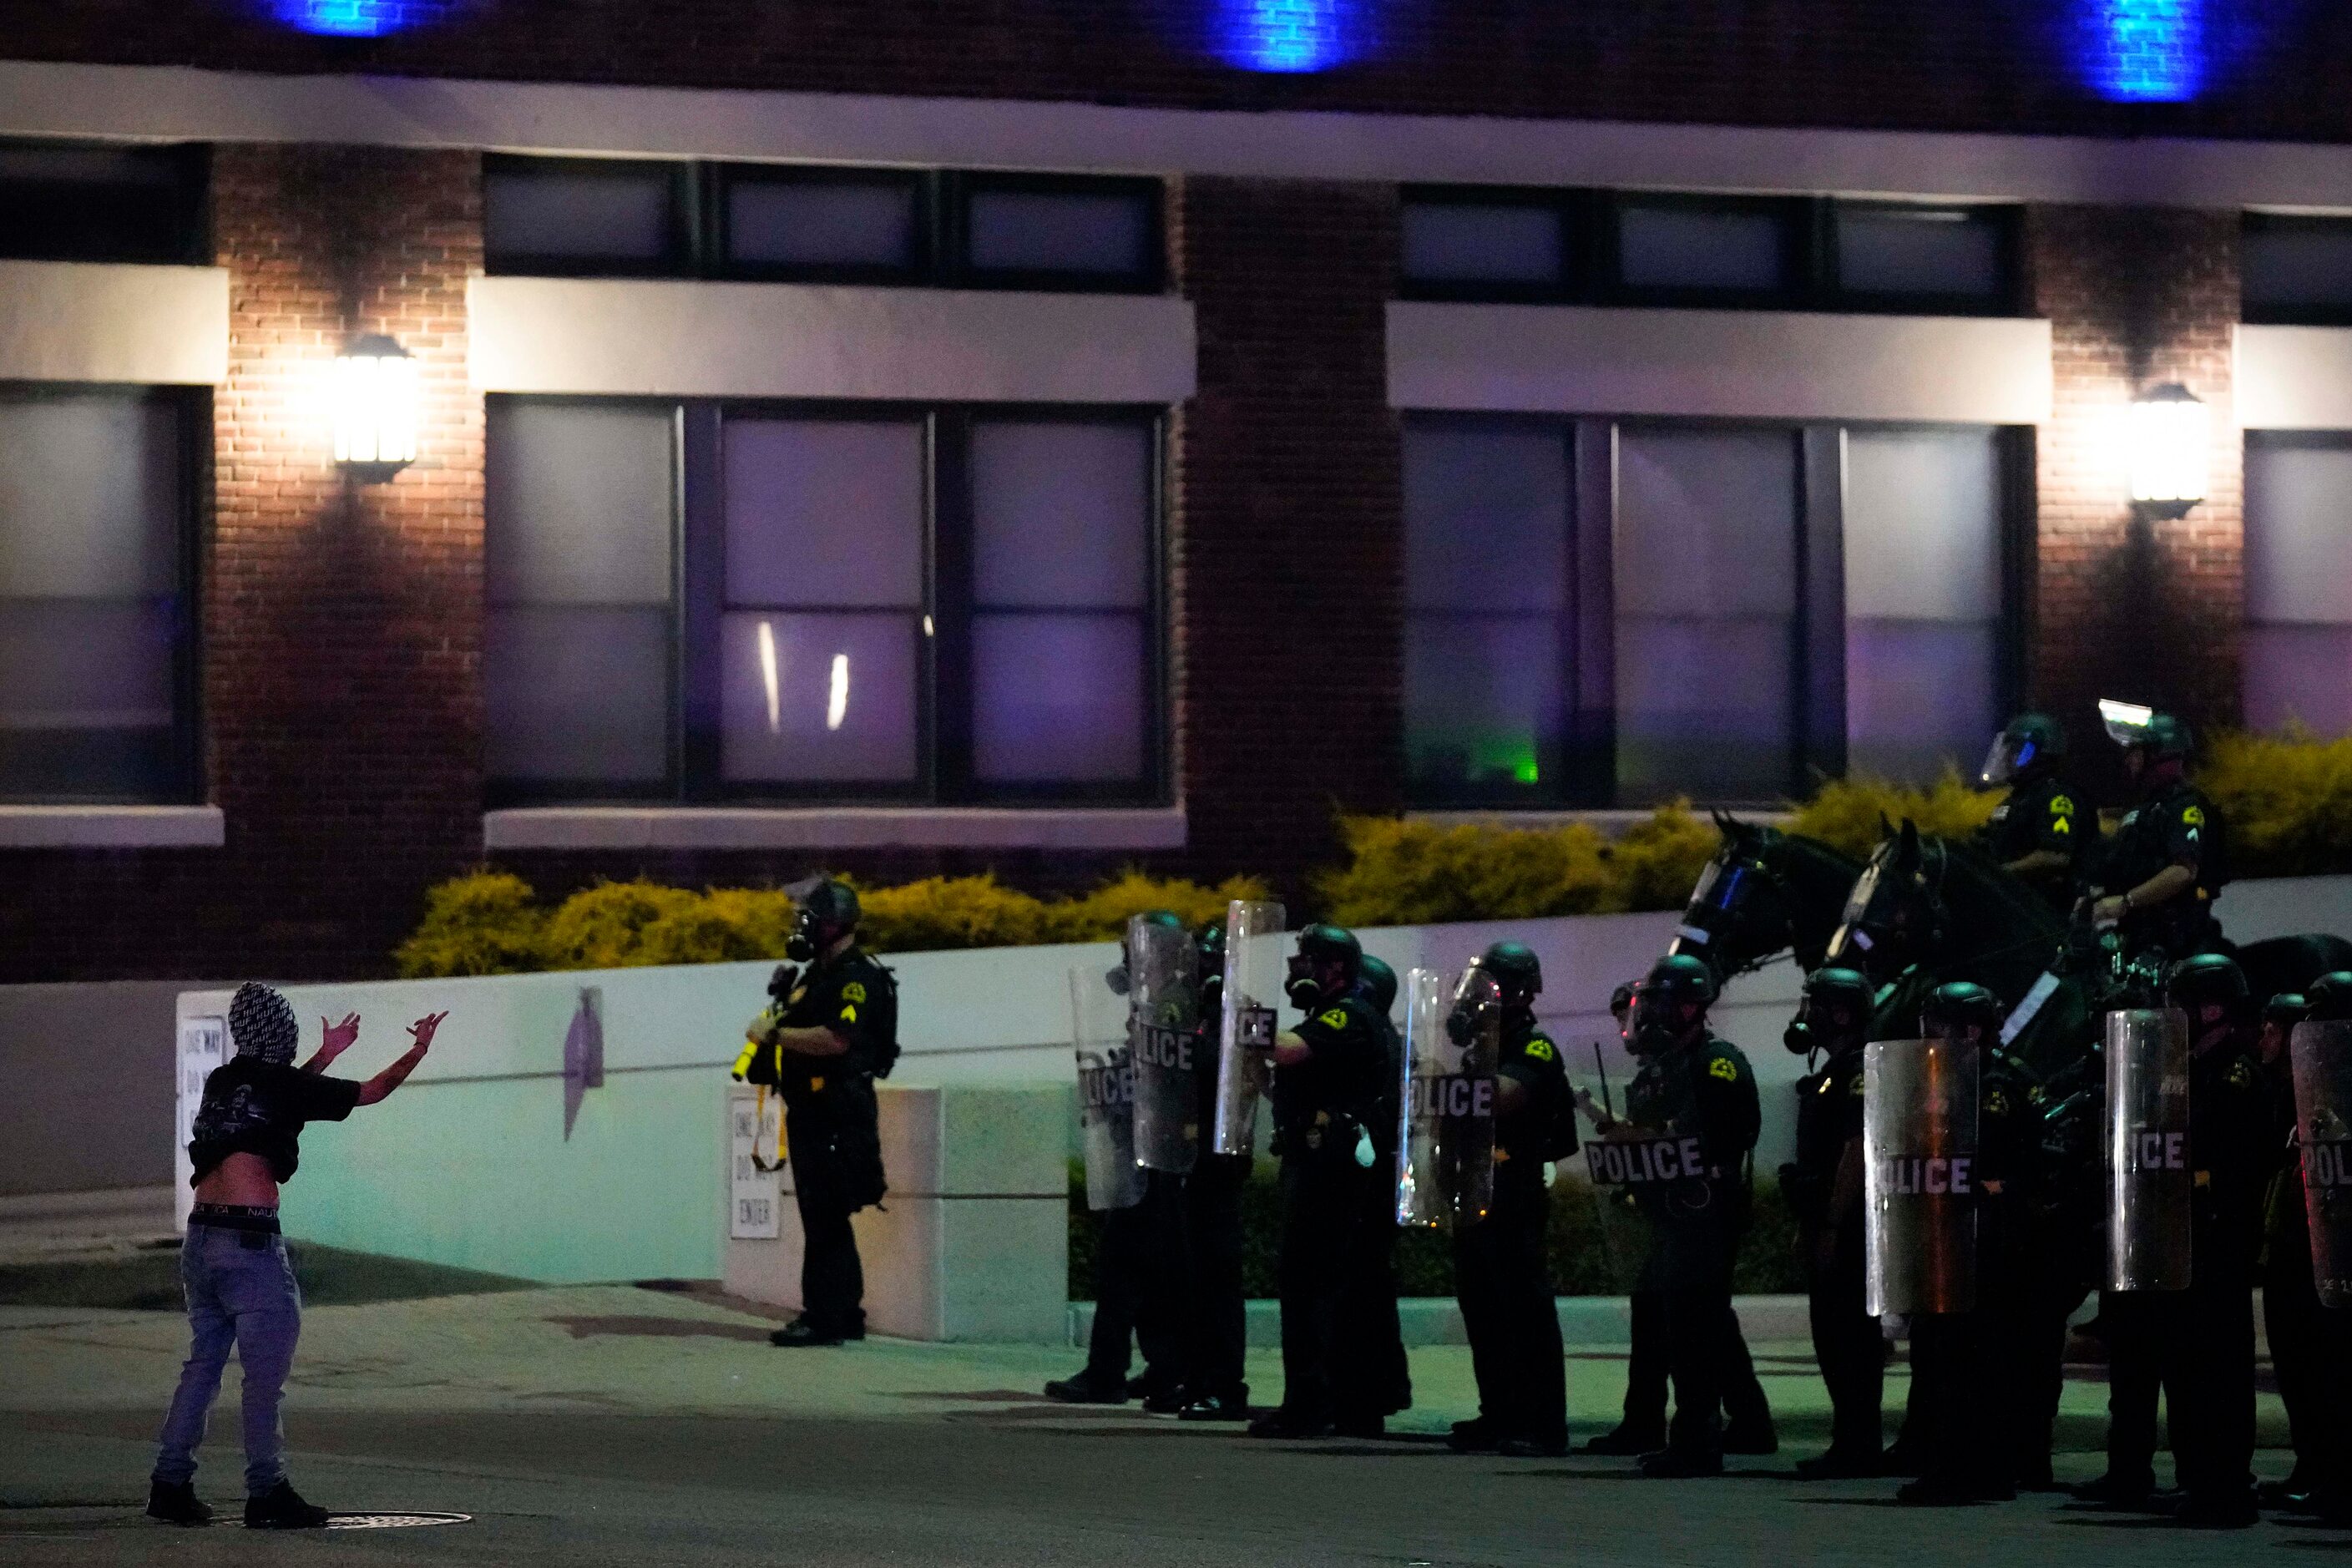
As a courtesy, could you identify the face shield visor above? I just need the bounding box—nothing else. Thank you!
[2099,697,2157,751]
[1980,731,2037,786]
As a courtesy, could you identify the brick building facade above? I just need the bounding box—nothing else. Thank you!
[3,3,2350,981]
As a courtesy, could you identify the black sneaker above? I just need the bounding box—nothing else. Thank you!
[244,1481,329,1530]
[1583,1424,1667,1455]
[2071,1470,2157,1509]
[1138,1383,1190,1415]
[1246,1411,1334,1440]
[1497,1436,1571,1459]
[1793,1448,1884,1481]
[1722,1420,1778,1456]
[2174,1493,2258,1530]
[1897,1475,1988,1507]
[146,1479,211,1527]
[1333,1415,1385,1439]
[1043,1371,1129,1404]
[1175,1390,1250,1423]
[768,1318,846,1348]
[1636,1447,1723,1479]
[1448,1418,1501,1454]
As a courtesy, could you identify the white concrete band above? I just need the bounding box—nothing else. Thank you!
[0,262,229,386]
[1390,303,2056,425]
[469,276,1196,403]
[482,806,1189,852]
[8,59,2352,210]
[2238,324,2352,430]
[0,805,225,848]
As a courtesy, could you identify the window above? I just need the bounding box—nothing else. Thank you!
[485,157,1162,291]
[2243,215,2352,326]
[1399,415,2018,808]
[2243,432,2352,736]
[0,389,195,802]
[486,398,1163,805]
[1398,188,2019,314]
[0,140,207,265]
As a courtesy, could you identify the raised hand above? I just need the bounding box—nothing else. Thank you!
[320,1013,361,1057]
[407,1011,449,1052]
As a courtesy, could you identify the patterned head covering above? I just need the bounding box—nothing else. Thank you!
[229,982,299,1067]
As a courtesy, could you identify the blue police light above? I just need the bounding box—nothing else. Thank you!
[270,0,443,38]
[1214,0,1366,73]
[2080,0,2209,102]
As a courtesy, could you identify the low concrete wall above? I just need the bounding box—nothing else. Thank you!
[0,980,220,1196]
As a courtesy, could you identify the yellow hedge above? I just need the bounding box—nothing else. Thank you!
[2201,727,2352,878]
[1784,769,2001,863]
[1316,804,1717,928]
[396,868,1273,977]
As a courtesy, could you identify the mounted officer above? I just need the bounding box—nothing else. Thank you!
[2090,703,2228,966]
[1976,712,2095,913]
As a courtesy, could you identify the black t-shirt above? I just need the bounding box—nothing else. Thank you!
[766,947,896,1110]
[1274,990,1385,1154]
[187,1057,362,1186]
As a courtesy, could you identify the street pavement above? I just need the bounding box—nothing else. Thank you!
[0,1282,2332,1567]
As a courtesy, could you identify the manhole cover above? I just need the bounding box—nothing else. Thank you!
[326,1512,472,1530]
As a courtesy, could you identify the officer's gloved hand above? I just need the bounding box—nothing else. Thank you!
[1105,964,1130,997]
[766,963,800,1003]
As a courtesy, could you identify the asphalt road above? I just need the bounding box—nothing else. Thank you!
[0,1285,2335,1567]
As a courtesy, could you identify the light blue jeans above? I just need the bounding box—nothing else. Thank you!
[152,1224,301,1495]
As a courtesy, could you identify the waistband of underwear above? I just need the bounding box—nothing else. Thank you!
[188,1203,281,1234]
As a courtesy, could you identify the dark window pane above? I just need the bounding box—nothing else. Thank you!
[0,141,200,264]
[1402,202,1564,286]
[1836,207,2003,299]
[2244,625,2352,737]
[723,417,925,609]
[972,614,1145,783]
[0,392,185,801]
[485,163,675,266]
[720,611,919,783]
[1405,615,1565,793]
[970,421,1150,610]
[967,187,1151,277]
[486,607,671,782]
[1403,423,1571,614]
[2244,435,2352,737]
[486,402,675,607]
[727,177,918,271]
[1619,204,1787,293]
[2243,222,2352,311]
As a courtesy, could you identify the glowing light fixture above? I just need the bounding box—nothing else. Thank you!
[331,335,418,474]
[271,1,446,38]
[826,655,851,732]
[756,621,782,735]
[2079,0,2208,103]
[1214,0,1365,73]
[2126,382,2209,515]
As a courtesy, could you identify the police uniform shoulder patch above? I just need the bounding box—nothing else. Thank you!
[2182,805,2206,827]
[839,1004,858,1023]
[842,981,867,1004]
[1318,1008,1349,1029]
[2227,1057,2253,1090]
[1985,1086,2010,1118]
[1844,1073,1864,1100]
[1707,1056,1739,1083]
[1524,1036,1557,1063]
[2051,794,2074,816]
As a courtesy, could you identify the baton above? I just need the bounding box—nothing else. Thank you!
[1594,1039,1616,1120]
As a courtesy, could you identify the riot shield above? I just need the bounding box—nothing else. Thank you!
[2290,1019,2352,1309]
[1070,967,1145,1212]
[1127,917,1202,1176]
[1396,968,1500,1229]
[1210,899,1285,1158]
[1864,1037,1979,1318]
[2106,1009,2193,1292]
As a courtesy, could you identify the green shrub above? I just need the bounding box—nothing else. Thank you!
[1317,804,1714,926]
[2201,727,2352,879]
[539,881,712,970]
[1786,768,2000,862]
[392,871,547,979]
[1044,868,1275,943]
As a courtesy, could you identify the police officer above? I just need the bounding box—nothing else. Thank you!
[1976,713,2095,913]
[1621,954,1762,1478]
[2091,707,2228,964]
[1780,966,1884,1479]
[1348,953,1414,1425]
[1898,982,2026,1505]
[2287,973,2352,1525]
[1048,912,1187,1407]
[2100,954,2269,1527]
[1249,924,1393,1439]
[1447,942,1576,1458]
[2256,990,2324,1510]
[1174,920,1252,1423]
[739,878,896,1348]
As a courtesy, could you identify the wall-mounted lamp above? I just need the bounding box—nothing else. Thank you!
[331,334,419,477]
[2127,382,2209,518]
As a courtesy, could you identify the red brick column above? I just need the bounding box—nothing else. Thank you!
[1170,176,1404,906]
[2026,206,2242,792]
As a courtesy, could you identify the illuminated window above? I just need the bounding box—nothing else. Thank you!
[2244,433,2352,738]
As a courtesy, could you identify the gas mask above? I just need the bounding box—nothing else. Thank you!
[1285,953,1326,1009]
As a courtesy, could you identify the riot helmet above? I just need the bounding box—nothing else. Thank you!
[2306,971,2352,1024]
[786,877,861,963]
[2100,699,2192,783]
[1785,965,1873,1058]
[1109,908,1186,995]
[1980,712,2066,786]
[2259,992,2309,1065]
[1287,923,1362,1008]
[1921,980,2002,1046]
[2165,951,2251,1030]
[1358,953,1399,1017]
[1629,953,1716,1055]
[1476,941,1543,1012]
[1608,979,1636,1022]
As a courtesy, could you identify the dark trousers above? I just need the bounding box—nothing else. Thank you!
[1276,1154,1383,1424]
[1455,1172,1565,1444]
[2104,1279,2258,1505]
[790,1137,865,1334]
[1910,1311,2003,1493]
[2264,1201,2351,1501]
[2012,1245,2092,1482]
[1183,1153,1250,1401]
[1624,1287,1770,1437]
[1339,1209,1410,1417]
[1657,1220,1744,1459]
[1805,1233,1883,1458]
[1086,1171,1184,1386]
